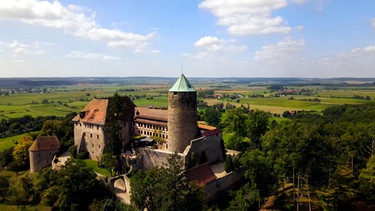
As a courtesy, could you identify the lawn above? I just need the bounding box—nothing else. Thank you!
[0,132,40,152]
[0,134,23,152]
[83,159,111,177]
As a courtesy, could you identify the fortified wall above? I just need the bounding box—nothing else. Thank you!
[136,133,224,170]
[204,169,244,202]
[183,134,225,165]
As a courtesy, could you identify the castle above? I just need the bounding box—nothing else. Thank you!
[72,74,226,169]
[71,74,242,201]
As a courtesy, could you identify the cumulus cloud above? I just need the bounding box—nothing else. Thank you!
[8,41,44,55]
[66,51,120,61]
[0,0,154,51]
[193,36,247,55]
[253,38,305,61]
[199,0,291,35]
[194,36,224,47]
[185,36,247,66]
[319,45,375,70]
[194,36,227,52]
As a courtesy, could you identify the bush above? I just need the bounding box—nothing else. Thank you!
[68,145,77,158]
[77,151,89,159]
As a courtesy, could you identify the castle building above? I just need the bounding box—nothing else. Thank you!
[133,107,169,141]
[29,136,60,173]
[73,74,225,166]
[72,96,135,160]
[71,74,239,202]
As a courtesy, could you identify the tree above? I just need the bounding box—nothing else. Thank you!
[221,107,249,151]
[57,159,100,211]
[0,175,9,201]
[316,165,357,210]
[0,147,14,168]
[204,108,221,127]
[39,117,74,152]
[247,110,271,149]
[359,155,375,201]
[21,176,34,202]
[104,93,130,156]
[12,134,34,170]
[131,153,204,211]
[240,149,278,207]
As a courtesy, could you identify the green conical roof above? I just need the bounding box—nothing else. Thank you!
[169,74,196,92]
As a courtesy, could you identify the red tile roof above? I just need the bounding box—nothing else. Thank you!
[198,124,221,137]
[184,163,217,186]
[134,118,168,127]
[135,107,168,122]
[29,136,60,152]
[198,124,217,131]
[72,98,108,125]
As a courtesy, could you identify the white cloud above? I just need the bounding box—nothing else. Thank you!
[253,38,305,61]
[0,0,154,51]
[291,0,307,4]
[372,18,375,28]
[194,36,224,47]
[199,0,291,35]
[66,51,120,61]
[8,41,44,55]
[194,36,228,52]
[193,36,247,55]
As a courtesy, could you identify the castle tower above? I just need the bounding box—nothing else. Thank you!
[167,74,197,152]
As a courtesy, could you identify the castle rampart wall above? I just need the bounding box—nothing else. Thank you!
[204,169,244,202]
[138,148,185,170]
[185,135,225,165]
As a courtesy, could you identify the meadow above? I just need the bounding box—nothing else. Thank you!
[1,81,375,120]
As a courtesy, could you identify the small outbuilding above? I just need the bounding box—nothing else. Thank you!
[29,136,60,173]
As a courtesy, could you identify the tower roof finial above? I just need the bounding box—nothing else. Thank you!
[169,74,195,92]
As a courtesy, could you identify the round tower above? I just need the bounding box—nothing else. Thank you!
[167,74,197,153]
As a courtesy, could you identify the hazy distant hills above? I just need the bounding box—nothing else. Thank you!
[0,77,374,88]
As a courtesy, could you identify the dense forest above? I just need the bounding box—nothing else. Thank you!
[211,102,375,210]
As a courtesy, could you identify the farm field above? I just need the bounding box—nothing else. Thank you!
[2,79,375,120]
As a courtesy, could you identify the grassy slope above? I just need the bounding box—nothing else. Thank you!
[83,159,111,177]
[0,134,23,152]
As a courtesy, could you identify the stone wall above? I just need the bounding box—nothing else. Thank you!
[138,148,184,170]
[73,122,105,160]
[74,121,131,160]
[29,149,59,173]
[184,134,225,165]
[167,91,197,152]
[204,169,244,202]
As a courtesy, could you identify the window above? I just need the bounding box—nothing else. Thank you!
[90,134,93,138]
[92,143,94,147]
[97,125,99,129]
[97,135,99,139]
[99,145,101,149]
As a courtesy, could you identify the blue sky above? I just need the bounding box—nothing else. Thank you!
[0,0,374,78]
